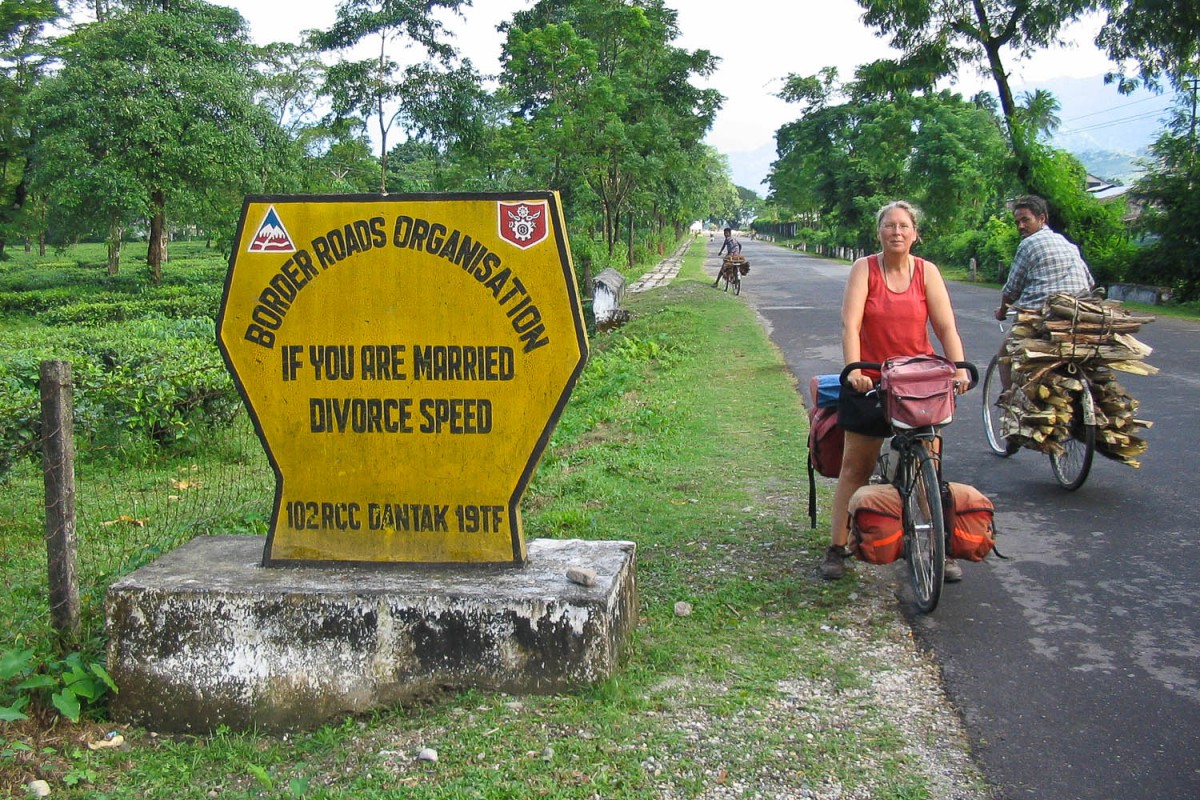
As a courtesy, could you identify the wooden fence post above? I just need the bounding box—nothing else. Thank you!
[40,360,81,638]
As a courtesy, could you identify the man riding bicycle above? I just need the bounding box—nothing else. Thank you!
[993,195,1095,450]
[996,197,1095,366]
[995,195,1095,323]
[713,227,742,288]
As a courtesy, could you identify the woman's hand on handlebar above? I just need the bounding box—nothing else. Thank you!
[840,361,881,393]
[953,361,979,394]
[845,369,874,394]
[954,368,972,394]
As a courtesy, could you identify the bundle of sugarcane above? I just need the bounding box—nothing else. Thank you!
[999,293,1155,467]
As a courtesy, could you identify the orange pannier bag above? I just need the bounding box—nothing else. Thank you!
[942,481,997,561]
[848,483,904,564]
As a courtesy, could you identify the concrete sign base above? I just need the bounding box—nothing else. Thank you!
[106,535,636,733]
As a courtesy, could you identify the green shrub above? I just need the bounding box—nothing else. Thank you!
[0,318,241,479]
[40,294,219,325]
[0,362,40,478]
[975,215,1020,283]
[0,648,116,725]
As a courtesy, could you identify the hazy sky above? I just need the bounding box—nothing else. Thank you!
[227,1,1124,184]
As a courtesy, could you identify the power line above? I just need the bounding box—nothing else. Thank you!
[1059,93,1178,125]
[1058,105,1173,134]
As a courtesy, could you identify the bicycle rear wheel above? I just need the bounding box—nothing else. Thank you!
[1050,420,1095,490]
[982,356,1014,457]
[903,442,945,613]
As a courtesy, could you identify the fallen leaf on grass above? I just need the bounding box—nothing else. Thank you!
[102,516,147,528]
[87,733,124,750]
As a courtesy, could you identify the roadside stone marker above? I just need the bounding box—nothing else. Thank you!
[217,193,589,565]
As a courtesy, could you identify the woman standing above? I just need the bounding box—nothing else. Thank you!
[820,201,972,582]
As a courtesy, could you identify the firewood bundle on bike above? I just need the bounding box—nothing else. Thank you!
[999,292,1156,467]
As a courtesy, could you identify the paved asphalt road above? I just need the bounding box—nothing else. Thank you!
[710,237,1200,800]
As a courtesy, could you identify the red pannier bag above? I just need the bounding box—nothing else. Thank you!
[848,483,904,564]
[942,481,997,561]
[807,375,844,528]
[880,354,957,429]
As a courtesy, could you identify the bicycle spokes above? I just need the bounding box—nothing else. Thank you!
[903,443,945,613]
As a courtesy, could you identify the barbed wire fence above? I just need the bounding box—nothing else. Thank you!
[1,359,273,647]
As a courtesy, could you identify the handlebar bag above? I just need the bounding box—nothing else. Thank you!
[848,483,904,564]
[880,354,957,429]
[942,482,997,561]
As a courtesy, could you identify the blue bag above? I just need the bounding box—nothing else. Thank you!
[814,374,841,408]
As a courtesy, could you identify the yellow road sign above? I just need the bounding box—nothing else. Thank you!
[217,193,589,565]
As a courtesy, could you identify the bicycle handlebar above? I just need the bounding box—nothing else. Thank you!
[839,359,979,390]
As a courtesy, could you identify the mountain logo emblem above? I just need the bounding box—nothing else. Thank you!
[248,206,296,253]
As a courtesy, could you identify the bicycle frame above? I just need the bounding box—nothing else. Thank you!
[718,259,741,294]
[879,428,941,487]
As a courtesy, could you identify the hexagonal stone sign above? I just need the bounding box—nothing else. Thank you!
[217,193,589,565]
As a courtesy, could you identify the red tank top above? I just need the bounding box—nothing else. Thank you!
[859,254,933,376]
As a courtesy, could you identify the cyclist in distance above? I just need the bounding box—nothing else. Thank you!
[821,201,971,582]
[713,227,742,287]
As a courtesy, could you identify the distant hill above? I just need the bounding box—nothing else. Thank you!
[1028,74,1173,185]
[1030,75,1175,155]
[1075,149,1149,185]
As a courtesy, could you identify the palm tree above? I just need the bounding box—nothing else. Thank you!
[1017,89,1062,143]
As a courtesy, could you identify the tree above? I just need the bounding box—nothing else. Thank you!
[1098,0,1200,92]
[498,0,719,261]
[254,41,325,136]
[1017,89,1063,142]
[908,91,1010,237]
[773,69,904,247]
[385,138,442,192]
[31,0,275,279]
[308,0,481,194]
[1127,99,1200,298]
[0,0,60,258]
[771,67,1010,254]
[300,120,380,194]
[496,20,595,196]
[680,146,739,231]
[854,0,1099,189]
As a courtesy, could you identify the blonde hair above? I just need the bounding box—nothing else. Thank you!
[876,200,920,229]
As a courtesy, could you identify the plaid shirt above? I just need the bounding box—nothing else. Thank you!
[1003,227,1094,309]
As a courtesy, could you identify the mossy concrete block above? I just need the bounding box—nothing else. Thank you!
[592,268,626,325]
[106,535,636,733]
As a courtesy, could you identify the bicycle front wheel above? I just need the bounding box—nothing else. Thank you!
[733,275,741,295]
[903,443,946,614]
[982,356,1014,457]
[1050,421,1096,491]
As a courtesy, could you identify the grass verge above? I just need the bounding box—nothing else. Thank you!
[2,240,990,799]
